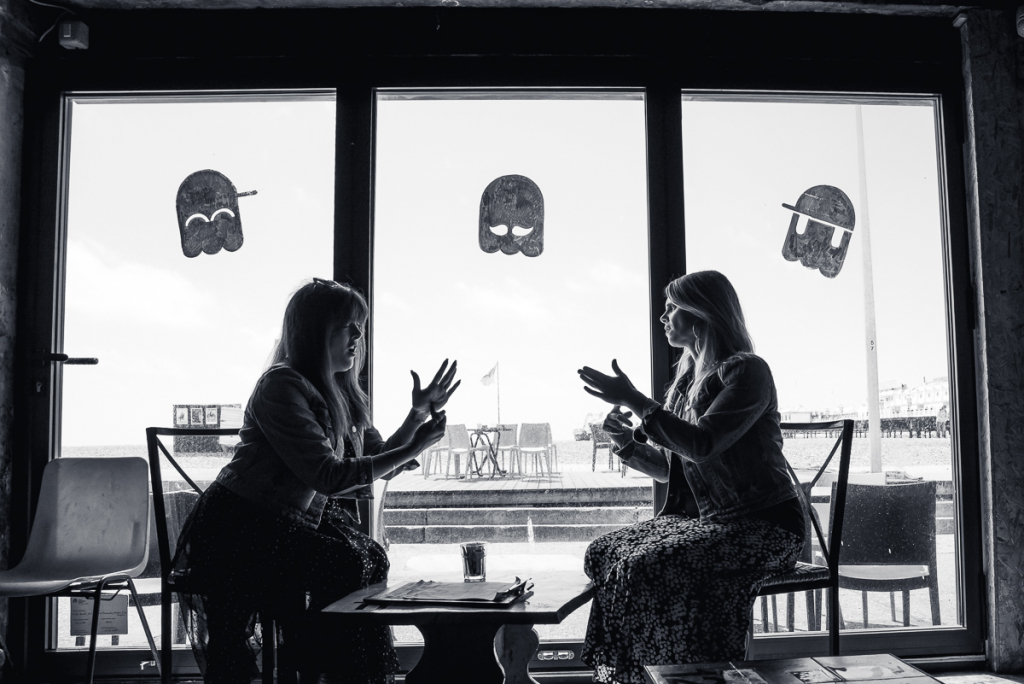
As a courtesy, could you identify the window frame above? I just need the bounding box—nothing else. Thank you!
[12,9,982,680]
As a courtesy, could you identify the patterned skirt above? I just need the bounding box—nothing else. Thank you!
[582,514,803,684]
[172,482,399,684]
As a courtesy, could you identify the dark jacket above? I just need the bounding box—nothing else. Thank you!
[216,364,400,529]
[639,352,796,522]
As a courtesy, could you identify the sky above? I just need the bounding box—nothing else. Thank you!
[59,93,948,446]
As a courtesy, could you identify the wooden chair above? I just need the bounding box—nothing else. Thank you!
[838,481,940,628]
[750,419,853,657]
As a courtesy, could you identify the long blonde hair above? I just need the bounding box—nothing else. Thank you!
[664,271,754,416]
[270,278,370,455]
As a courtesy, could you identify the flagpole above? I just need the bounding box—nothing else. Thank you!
[856,104,882,473]
[496,362,501,427]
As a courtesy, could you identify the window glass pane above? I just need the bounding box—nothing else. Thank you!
[681,95,958,636]
[56,94,336,651]
[373,91,651,645]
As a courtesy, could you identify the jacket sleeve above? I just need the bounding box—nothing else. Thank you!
[250,369,374,496]
[640,356,774,465]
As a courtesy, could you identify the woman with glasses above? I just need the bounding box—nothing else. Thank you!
[578,270,804,684]
[173,277,459,684]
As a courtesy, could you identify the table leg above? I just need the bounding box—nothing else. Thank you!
[495,624,540,684]
[408,623,505,684]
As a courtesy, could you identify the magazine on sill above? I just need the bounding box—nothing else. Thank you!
[364,577,534,607]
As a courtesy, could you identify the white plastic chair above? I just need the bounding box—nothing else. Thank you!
[444,424,489,478]
[494,424,520,475]
[424,428,450,477]
[519,423,555,476]
[0,457,160,684]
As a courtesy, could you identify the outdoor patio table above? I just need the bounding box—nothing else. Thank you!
[316,571,594,684]
[470,426,507,477]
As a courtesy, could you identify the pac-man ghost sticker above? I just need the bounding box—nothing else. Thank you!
[479,175,544,257]
[781,185,855,279]
[175,170,256,258]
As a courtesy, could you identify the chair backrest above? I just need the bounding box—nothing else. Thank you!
[140,488,202,579]
[590,423,611,446]
[447,424,472,451]
[840,481,938,567]
[496,423,518,448]
[779,420,853,577]
[20,457,151,579]
[146,427,239,581]
[520,423,551,449]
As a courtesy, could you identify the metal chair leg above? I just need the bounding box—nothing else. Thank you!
[127,579,162,677]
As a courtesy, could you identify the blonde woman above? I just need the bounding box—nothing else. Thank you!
[578,270,804,684]
[173,278,458,684]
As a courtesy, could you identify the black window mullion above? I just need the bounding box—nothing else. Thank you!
[335,80,376,537]
[644,84,685,515]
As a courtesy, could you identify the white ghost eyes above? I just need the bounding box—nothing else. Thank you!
[488,225,535,237]
[185,208,237,226]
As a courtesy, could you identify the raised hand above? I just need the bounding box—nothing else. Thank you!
[602,405,635,449]
[413,406,448,450]
[411,359,461,416]
[578,359,647,413]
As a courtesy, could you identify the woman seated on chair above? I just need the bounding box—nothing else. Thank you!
[577,270,805,684]
[172,277,460,684]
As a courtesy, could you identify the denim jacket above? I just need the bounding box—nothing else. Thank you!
[216,364,401,529]
[638,352,796,522]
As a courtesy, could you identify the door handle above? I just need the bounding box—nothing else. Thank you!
[46,353,99,365]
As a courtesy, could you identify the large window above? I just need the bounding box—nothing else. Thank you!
[20,26,981,675]
[54,93,335,655]
[680,95,968,651]
[372,91,652,646]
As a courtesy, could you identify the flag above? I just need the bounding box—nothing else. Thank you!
[481,364,497,386]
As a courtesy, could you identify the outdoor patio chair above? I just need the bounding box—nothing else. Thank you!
[590,423,615,472]
[444,424,489,478]
[0,456,161,684]
[838,481,940,628]
[759,471,885,633]
[519,423,555,476]
[749,419,853,657]
[493,424,520,474]
[423,428,450,477]
[147,427,299,684]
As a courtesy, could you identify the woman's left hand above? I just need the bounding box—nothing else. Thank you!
[578,359,648,414]
[412,359,461,417]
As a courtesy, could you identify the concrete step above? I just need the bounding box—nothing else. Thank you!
[383,506,653,527]
[383,506,653,543]
[385,523,635,544]
[385,485,652,509]
[384,502,955,541]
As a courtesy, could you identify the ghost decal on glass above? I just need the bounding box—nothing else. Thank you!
[175,170,256,258]
[479,175,544,257]
[781,185,855,279]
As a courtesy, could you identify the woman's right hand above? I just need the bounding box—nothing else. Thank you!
[413,406,447,450]
[603,405,635,450]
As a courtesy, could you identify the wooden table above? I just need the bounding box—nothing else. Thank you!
[318,571,594,684]
[646,653,934,684]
